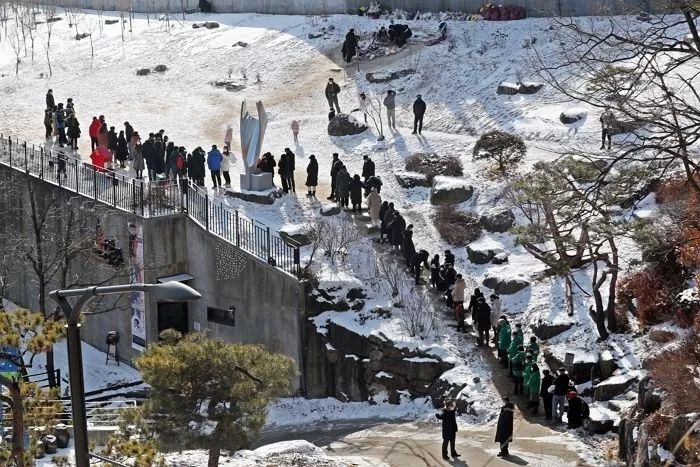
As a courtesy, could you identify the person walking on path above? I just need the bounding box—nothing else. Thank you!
[600,107,615,150]
[291,120,300,143]
[89,117,101,151]
[467,288,484,326]
[305,154,318,197]
[429,254,440,288]
[124,122,134,159]
[207,145,223,189]
[358,92,369,123]
[325,78,341,113]
[476,296,492,347]
[284,148,296,193]
[341,28,359,63]
[552,368,571,423]
[335,165,351,208]
[401,225,415,267]
[362,155,375,182]
[526,363,542,415]
[495,397,515,458]
[497,317,512,368]
[452,275,467,332]
[366,187,382,226]
[540,369,554,420]
[383,90,396,129]
[221,146,232,187]
[379,202,392,243]
[412,94,426,135]
[566,391,589,429]
[388,211,406,251]
[224,125,233,149]
[328,153,342,200]
[436,400,460,461]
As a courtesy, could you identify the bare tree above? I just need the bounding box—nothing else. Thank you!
[8,23,22,76]
[364,94,385,141]
[374,254,402,297]
[397,287,440,340]
[302,216,362,266]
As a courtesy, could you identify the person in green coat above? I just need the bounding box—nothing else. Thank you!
[522,355,534,396]
[511,346,526,395]
[527,336,540,358]
[526,363,542,415]
[497,318,511,368]
[507,326,523,376]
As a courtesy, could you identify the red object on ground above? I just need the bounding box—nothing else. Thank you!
[90,146,110,171]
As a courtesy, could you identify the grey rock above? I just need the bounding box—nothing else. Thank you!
[467,242,507,265]
[153,64,168,72]
[326,346,340,364]
[347,288,368,301]
[429,378,467,409]
[637,376,662,414]
[328,114,368,137]
[388,389,401,405]
[320,204,341,216]
[429,178,474,205]
[518,83,544,94]
[570,360,596,385]
[497,83,520,95]
[366,69,415,84]
[482,276,530,295]
[480,207,515,233]
[560,112,585,124]
[532,321,574,340]
[599,353,618,380]
[204,21,220,29]
[594,374,637,401]
[395,172,430,188]
[585,415,615,434]
[491,253,509,264]
[136,68,151,76]
[334,355,367,402]
[327,322,374,358]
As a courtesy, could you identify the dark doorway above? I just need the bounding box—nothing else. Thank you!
[157,302,189,337]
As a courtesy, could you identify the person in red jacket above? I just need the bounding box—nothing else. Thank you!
[90,146,110,172]
[88,116,101,151]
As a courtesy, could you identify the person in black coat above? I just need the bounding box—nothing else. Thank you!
[388,211,406,250]
[429,254,440,288]
[495,397,514,457]
[378,201,390,243]
[328,153,342,200]
[401,225,415,267]
[412,94,426,135]
[154,140,165,175]
[46,89,55,109]
[362,155,375,181]
[342,29,358,63]
[476,297,492,347]
[284,147,296,193]
[364,175,382,196]
[305,154,318,197]
[67,114,81,150]
[567,392,588,429]
[278,152,291,193]
[540,369,554,420]
[436,400,460,460]
[116,131,128,168]
[444,249,455,266]
[142,139,156,179]
[466,288,484,325]
[411,249,430,285]
[258,152,276,174]
[349,174,364,212]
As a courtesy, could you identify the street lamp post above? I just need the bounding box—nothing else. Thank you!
[49,282,201,467]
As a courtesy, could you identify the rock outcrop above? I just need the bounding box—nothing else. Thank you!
[429,176,474,205]
[328,114,368,137]
[480,207,515,233]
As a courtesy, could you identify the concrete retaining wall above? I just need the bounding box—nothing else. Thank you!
[0,167,305,392]
[58,0,656,16]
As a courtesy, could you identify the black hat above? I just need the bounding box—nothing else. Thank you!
[310,154,316,159]
[363,155,368,160]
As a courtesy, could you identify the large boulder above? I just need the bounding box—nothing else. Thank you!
[395,171,431,188]
[637,376,662,414]
[429,176,474,205]
[279,225,311,246]
[567,350,598,384]
[334,354,367,402]
[136,68,151,76]
[482,274,530,295]
[429,378,467,409]
[497,82,520,95]
[594,373,637,401]
[204,21,220,29]
[585,405,617,434]
[466,238,507,265]
[598,351,618,380]
[532,321,574,340]
[382,356,453,383]
[560,110,587,124]
[480,207,515,233]
[518,82,544,94]
[327,322,373,358]
[665,414,699,462]
[153,64,168,72]
[328,114,368,137]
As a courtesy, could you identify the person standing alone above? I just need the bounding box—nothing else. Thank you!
[325,78,341,114]
[495,397,514,458]
[207,145,223,189]
[412,94,426,135]
[436,400,460,461]
[383,90,396,129]
[600,107,615,150]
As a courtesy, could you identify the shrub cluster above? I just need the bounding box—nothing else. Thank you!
[433,206,481,246]
[405,152,463,183]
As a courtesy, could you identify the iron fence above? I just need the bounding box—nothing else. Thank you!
[0,135,300,277]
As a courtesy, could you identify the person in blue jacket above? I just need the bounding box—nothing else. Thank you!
[207,145,223,188]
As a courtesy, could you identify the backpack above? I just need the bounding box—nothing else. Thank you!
[176,153,185,171]
[581,401,590,419]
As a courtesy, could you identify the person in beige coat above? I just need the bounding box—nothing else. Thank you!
[367,187,382,226]
[453,275,467,332]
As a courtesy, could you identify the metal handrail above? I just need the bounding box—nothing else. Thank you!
[0,135,301,277]
[1,399,139,427]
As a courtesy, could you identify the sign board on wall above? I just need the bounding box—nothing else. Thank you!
[128,223,146,351]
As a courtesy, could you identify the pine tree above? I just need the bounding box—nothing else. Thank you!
[136,331,297,467]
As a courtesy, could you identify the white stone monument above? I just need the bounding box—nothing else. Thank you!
[239,100,271,191]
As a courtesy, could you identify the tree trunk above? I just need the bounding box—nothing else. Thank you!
[207,446,221,467]
[605,237,619,333]
[564,275,574,317]
[682,8,700,53]
[1,376,26,466]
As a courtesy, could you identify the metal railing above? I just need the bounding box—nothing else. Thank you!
[1,399,139,427]
[0,135,300,277]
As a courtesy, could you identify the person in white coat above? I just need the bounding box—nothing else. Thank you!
[366,187,382,226]
[359,92,369,124]
[490,294,502,343]
[221,145,232,187]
